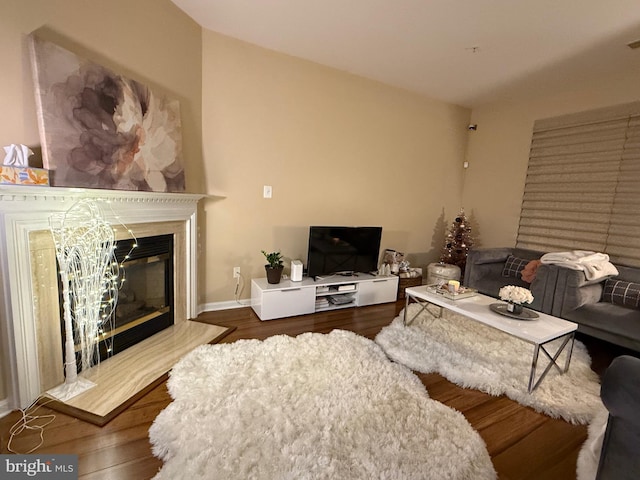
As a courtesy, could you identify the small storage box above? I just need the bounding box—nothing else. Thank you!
[397,275,423,299]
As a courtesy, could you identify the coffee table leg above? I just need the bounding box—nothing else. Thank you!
[403,292,441,326]
[527,333,575,393]
[563,333,575,372]
[403,293,410,325]
[528,345,540,393]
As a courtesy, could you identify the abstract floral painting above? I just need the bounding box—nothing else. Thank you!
[29,35,185,192]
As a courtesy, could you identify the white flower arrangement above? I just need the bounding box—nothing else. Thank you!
[499,285,534,305]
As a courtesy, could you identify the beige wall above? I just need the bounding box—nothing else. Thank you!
[0,0,201,407]
[0,0,203,191]
[200,31,471,305]
[462,72,640,249]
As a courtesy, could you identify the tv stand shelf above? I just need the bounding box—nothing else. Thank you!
[251,274,399,321]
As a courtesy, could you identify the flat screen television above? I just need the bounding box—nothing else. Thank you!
[306,226,383,279]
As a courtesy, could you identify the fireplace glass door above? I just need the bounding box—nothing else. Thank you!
[61,233,174,372]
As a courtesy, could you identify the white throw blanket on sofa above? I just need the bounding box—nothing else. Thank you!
[540,250,619,281]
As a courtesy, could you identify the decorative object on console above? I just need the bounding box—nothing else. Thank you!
[383,249,404,274]
[439,208,474,276]
[262,250,284,284]
[498,285,534,314]
[389,256,421,289]
[290,259,303,282]
[29,35,185,192]
[398,266,422,278]
[378,263,392,276]
[398,259,410,273]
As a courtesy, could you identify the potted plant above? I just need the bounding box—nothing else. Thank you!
[262,250,284,284]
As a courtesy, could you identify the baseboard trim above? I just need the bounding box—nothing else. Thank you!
[199,299,252,314]
[0,397,11,419]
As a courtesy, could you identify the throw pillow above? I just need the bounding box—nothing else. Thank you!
[502,255,530,279]
[521,259,542,283]
[602,279,640,309]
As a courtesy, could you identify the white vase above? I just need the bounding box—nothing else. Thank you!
[506,302,523,314]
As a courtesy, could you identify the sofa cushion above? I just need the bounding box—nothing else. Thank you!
[563,302,640,351]
[502,255,530,279]
[603,279,640,309]
[468,247,513,265]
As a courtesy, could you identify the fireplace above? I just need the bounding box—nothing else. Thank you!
[60,234,175,369]
[0,186,204,413]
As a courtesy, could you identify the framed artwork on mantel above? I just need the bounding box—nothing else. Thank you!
[29,35,185,192]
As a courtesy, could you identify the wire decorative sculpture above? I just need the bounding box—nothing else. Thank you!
[48,199,121,400]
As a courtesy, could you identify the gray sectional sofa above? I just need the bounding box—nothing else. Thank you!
[463,247,640,352]
[551,264,640,352]
[597,355,640,479]
[463,247,557,314]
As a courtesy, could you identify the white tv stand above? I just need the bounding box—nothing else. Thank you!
[251,273,399,321]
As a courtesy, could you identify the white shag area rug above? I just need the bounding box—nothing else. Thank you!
[375,304,603,425]
[149,329,496,480]
[576,406,608,480]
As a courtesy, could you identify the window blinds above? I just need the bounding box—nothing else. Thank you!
[516,102,640,267]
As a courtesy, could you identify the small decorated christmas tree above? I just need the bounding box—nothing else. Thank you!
[440,208,473,275]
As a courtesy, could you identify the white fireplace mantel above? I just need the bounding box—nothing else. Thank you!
[0,185,205,411]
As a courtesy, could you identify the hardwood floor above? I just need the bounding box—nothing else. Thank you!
[0,300,623,479]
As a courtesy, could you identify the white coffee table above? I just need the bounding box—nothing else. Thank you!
[403,285,578,393]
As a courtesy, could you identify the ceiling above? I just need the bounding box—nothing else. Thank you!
[171,0,640,108]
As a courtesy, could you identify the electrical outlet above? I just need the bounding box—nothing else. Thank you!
[233,267,241,279]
